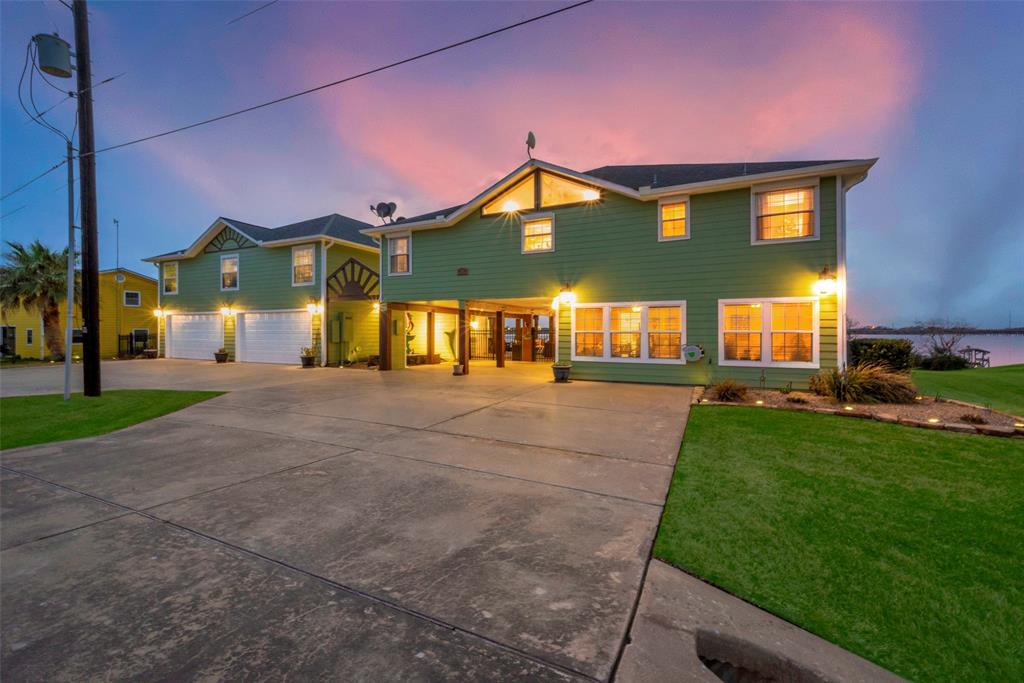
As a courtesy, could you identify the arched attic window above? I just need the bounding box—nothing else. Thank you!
[481,171,600,216]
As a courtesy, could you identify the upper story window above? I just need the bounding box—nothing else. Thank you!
[522,214,554,253]
[389,234,411,275]
[481,170,600,216]
[220,254,239,291]
[123,290,141,307]
[163,262,178,295]
[659,196,689,241]
[572,301,686,364]
[719,298,818,368]
[752,184,818,243]
[292,245,315,286]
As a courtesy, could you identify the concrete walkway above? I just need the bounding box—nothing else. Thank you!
[1,360,690,681]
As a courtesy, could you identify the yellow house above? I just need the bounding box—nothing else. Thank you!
[1,268,159,360]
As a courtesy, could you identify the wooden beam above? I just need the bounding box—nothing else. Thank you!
[426,310,435,362]
[465,300,546,316]
[458,306,469,375]
[495,311,505,368]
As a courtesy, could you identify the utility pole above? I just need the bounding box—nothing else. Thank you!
[64,140,75,401]
[73,0,101,396]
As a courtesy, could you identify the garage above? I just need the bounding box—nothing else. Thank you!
[237,310,311,364]
[166,313,222,360]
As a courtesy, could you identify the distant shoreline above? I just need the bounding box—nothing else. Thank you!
[851,328,1024,336]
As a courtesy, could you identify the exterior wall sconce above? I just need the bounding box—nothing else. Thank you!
[502,200,520,213]
[557,283,576,306]
[372,302,381,312]
[153,308,164,318]
[306,301,323,314]
[813,265,838,296]
[582,188,600,201]
[220,306,237,317]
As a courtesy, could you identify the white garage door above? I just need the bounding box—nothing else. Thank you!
[167,313,222,360]
[238,311,311,364]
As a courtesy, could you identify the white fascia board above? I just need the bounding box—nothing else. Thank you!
[144,217,265,262]
[261,235,379,253]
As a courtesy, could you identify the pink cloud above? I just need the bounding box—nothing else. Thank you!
[297,5,918,207]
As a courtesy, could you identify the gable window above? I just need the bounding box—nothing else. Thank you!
[292,245,315,285]
[123,290,141,307]
[389,234,411,275]
[719,298,818,368]
[26,329,33,345]
[752,184,818,243]
[482,170,600,216]
[220,254,239,291]
[659,197,689,241]
[522,215,554,253]
[163,262,178,295]
[572,301,686,364]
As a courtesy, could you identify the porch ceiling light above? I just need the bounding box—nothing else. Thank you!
[813,265,838,297]
[470,320,480,329]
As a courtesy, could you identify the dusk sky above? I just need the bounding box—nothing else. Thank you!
[2,1,1021,327]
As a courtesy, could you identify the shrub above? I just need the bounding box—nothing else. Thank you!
[849,338,915,372]
[810,363,918,404]
[917,352,969,371]
[779,381,793,395]
[960,413,987,425]
[786,396,809,404]
[709,379,748,402]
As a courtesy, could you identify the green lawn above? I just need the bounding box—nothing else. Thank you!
[655,406,1024,682]
[0,390,222,450]
[913,363,1024,416]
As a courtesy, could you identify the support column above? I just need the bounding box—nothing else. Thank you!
[495,310,505,368]
[458,304,469,375]
[427,310,435,363]
[525,315,535,362]
[379,303,391,370]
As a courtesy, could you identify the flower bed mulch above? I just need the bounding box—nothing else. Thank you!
[692,387,1024,439]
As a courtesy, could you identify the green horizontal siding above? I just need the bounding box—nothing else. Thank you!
[384,177,841,386]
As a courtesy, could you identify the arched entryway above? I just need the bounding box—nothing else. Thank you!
[324,257,379,366]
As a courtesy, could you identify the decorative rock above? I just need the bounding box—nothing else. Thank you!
[899,417,943,430]
[976,425,1016,438]
[840,410,873,420]
[873,413,899,424]
[814,408,838,416]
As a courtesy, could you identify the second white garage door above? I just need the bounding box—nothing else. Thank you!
[237,311,312,364]
[167,313,222,360]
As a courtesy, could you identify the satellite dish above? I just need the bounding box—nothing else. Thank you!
[526,131,536,159]
[683,345,704,362]
[387,202,397,217]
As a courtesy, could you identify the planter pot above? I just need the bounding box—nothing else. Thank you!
[452,364,464,376]
[143,349,158,359]
[552,365,571,382]
[300,355,316,368]
[214,352,228,364]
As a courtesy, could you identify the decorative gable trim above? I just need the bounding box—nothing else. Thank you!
[204,227,258,253]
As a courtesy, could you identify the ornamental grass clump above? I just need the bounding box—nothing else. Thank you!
[810,363,918,404]
[709,379,749,402]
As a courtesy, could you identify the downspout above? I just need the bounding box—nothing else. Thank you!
[320,240,329,366]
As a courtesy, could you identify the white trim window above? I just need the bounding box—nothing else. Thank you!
[658,196,689,241]
[718,297,819,368]
[123,290,141,307]
[388,234,411,275]
[220,254,239,291]
[571,301,686,364]
[521,213,554,253]
[131,328,150,345]
[26,328,33,346]
[163,262,179,295]
[292,245,315,286]
[751,181,819,244]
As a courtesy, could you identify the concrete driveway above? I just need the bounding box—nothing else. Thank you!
[1,360,690,681]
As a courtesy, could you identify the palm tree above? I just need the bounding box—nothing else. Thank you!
[0,240,78,358]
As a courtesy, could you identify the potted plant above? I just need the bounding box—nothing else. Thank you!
[143,347,158,359]
[299,344,317,368]
[214,347,228,363]
[552,361,571,383]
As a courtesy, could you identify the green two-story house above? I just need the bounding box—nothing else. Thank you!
[145,214,380,365]
[362,157,875,387]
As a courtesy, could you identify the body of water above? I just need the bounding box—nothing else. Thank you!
[854,334,1023,367]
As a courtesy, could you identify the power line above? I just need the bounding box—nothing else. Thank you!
[86,0,594,157]
[1,160,67,202]
[226,0,279,26]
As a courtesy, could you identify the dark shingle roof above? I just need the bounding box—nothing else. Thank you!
[584,160,854,190]
[221,217,275,241]
[267,213,376,247]
[389,205,464,227]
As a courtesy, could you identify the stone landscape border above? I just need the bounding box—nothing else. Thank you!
[690,387,1024,439]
